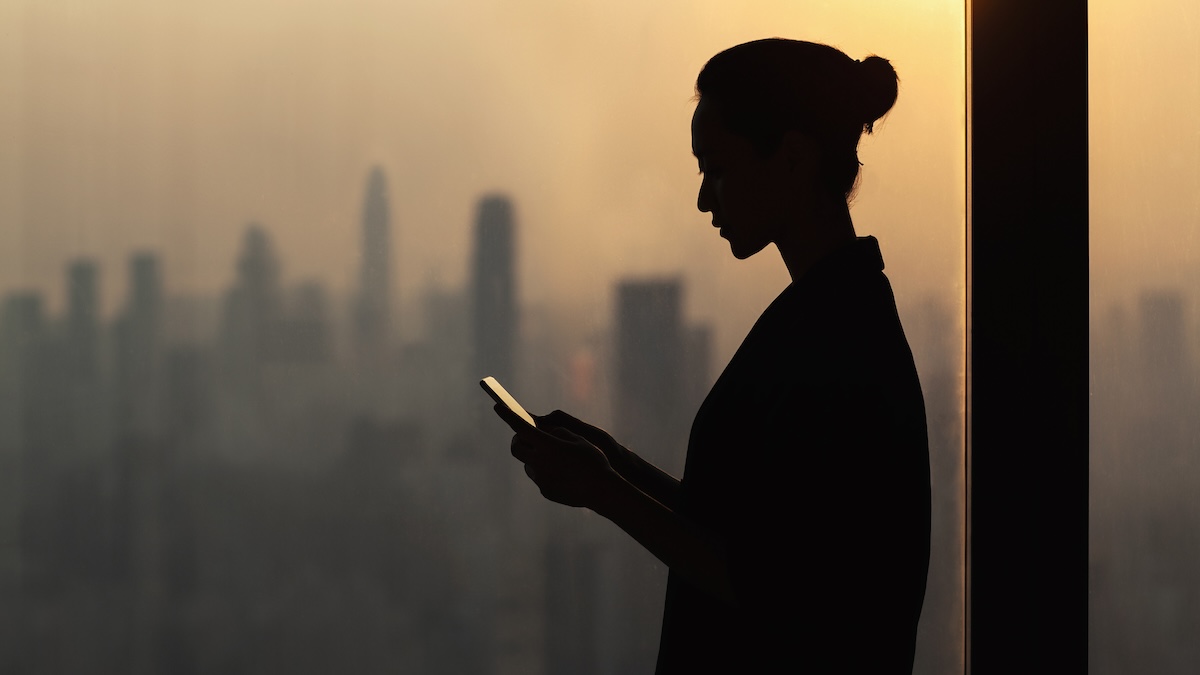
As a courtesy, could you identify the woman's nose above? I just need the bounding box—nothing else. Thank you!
[697,177,713,213]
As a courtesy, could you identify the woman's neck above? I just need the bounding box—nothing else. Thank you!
[776,200,857,283]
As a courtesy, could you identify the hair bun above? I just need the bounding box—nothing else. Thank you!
[856,55,898,133]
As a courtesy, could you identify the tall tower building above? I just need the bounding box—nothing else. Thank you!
[0,292,45,420]
[220,224,283,374]
[114,253,165,439]
[0,294,44,602]
[355,167,392,360]
[469,194,544,675]
[0,293,46,463]
[65,259,101,381]
[62,258,110,464]
[607,278,690,674]
[614,278,686,469]
[471,194,517,385]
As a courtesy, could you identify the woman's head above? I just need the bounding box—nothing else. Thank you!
[695,38,898,199]
[691,38,898,262]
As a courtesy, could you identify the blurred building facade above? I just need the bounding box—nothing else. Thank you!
[354,166,393,366]
[471,194,517,389]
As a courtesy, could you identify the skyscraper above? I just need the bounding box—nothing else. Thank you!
[114,253,164,439]
[219,224,283,374]
[0,293,46,463]
[471,194,517,386]
[65,260,101,381]
[614,278,686,469]
[355,166,392,361]
[62,258,110,463]
[0,295,42,612]
[468,194,545,674]
[609,277,689,674]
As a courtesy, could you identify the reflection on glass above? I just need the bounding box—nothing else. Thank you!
[0,1,965,673]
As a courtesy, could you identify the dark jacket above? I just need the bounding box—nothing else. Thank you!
[655,236,931,674]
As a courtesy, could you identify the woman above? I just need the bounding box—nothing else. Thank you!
[496,38,931,673]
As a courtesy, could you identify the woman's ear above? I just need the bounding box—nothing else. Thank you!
[780,130,819,178]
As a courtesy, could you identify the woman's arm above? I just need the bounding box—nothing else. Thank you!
[592,469,735,606]
[612,450,682,513]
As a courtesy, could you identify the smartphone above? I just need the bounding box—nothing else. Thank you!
[480,376,536,428]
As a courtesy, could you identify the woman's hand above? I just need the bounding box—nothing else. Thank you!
[495,405,733,604]
[496,404,619,509]
[532,409,682,512]
[534,410,634,477]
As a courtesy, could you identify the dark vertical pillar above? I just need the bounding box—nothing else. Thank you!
[969,1,1088,673]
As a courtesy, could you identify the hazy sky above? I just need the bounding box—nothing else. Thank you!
[1090,0,1200,309]
[3,0,968,360]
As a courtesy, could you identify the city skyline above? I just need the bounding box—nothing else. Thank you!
[0,161,1038,673]
[1,166,753,674]
[0,1,970,377]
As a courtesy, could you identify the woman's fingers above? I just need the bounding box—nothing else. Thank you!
[539,410,601,437]
[537,409,579,429]
[510,426,560,466]
[538,410,616,450]
[507,423,614,509]
[510,434,535,463]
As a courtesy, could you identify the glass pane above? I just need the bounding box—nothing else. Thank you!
[1090,1,1200,672]
[0,1,965,672]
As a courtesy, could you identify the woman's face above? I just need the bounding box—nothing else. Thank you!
[691,98,802,260]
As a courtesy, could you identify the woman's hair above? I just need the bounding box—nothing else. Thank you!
[695,38,898,200]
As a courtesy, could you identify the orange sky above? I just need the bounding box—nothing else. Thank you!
[1089,0,1200,310]
[0,0,969,361]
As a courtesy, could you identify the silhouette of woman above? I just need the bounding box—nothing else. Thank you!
[496,38,931,673]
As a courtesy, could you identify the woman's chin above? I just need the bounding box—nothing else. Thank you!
[728,239,769,260]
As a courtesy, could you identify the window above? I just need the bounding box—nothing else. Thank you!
[0,2,968,672]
